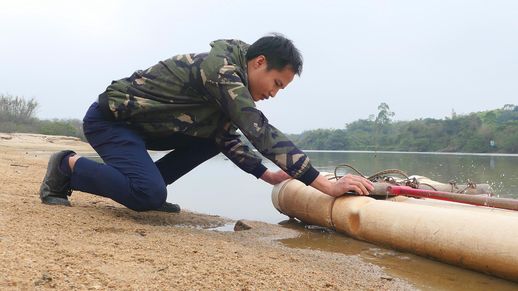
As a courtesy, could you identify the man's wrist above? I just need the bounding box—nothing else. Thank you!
[251,163,268,179]
[310,174,336,196]
[296,166,319,185]
[260,170,275,184]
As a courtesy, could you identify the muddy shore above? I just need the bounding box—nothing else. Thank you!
[0,133,415,290]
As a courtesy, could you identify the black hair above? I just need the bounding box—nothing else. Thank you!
[246,33,303,76]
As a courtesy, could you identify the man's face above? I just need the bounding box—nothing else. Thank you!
[247,55,295,102]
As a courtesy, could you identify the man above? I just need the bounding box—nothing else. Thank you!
[40,34,373,213]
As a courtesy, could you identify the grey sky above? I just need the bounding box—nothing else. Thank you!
[1,0,517,133]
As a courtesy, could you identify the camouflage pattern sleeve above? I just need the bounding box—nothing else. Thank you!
[215,124,267,178]
[200,41,319,185]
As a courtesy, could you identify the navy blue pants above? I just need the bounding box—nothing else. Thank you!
[70,102,220,211]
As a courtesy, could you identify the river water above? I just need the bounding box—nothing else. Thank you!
[162,150,518,222]
[159,150,518,289]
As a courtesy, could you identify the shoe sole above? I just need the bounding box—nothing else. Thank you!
[155,203,181,213]
[41,195,71,206]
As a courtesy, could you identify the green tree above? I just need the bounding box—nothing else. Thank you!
[373,102,395,150]
[502,104,516,111]
[375,102,395,126]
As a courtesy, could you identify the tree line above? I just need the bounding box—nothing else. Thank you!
[289,103,518,153]
[0,94,85,140]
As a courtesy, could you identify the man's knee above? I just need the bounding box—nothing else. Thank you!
[131,181,167,211]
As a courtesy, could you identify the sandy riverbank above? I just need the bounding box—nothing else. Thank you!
[0,133,415,290]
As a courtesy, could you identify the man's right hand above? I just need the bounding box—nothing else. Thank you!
[311,173,374,197]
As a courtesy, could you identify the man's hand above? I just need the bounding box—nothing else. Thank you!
[311,173,374,197]
[333,174,373,196]
[260,169,291,185]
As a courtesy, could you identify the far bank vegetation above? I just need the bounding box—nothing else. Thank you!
[0,94,85,140]
[2,95,517,153]
[289,103,518,153]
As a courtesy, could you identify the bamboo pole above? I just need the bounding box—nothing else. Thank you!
[388,185,518,211]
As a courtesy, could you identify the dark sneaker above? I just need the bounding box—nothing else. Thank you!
[40,150,76,206]
[156,201,181,213]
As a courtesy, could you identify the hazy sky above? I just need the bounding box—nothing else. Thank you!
[1,0,517,133]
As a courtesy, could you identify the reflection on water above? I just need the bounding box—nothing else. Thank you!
[159,153,287,223]
[305,151,518,198]
[157,151,518,222]
[279,220,518,291]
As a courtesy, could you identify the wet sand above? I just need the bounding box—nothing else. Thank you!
[0,133,414,290]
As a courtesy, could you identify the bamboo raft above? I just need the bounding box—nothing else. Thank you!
[271,173,518,282]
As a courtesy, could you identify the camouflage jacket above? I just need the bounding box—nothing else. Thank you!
[98,39,319,185]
